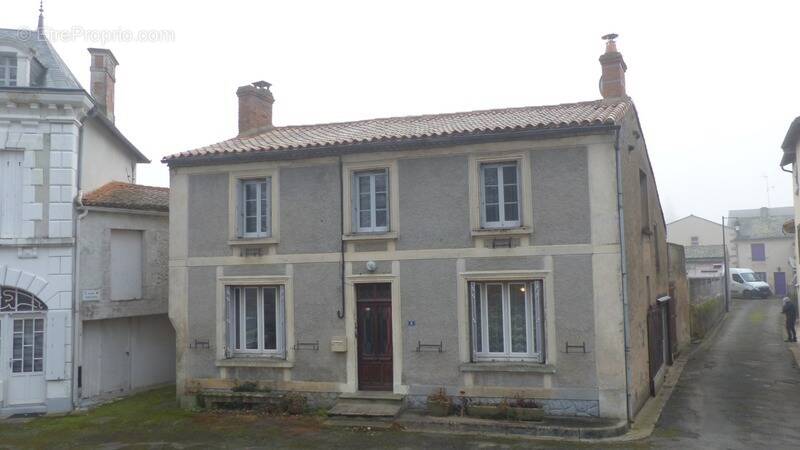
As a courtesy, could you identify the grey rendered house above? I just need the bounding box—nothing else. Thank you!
[165,38,684,421]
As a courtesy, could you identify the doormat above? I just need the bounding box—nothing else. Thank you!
[7,412,45,419]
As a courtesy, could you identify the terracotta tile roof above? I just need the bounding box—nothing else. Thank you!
[82,182,169,212]
[163,98,632,163]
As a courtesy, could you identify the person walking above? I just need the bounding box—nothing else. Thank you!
[782,297,798,342]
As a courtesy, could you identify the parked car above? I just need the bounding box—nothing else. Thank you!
[730,268,772,299]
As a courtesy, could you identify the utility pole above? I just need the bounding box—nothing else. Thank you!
[722,216,731,312]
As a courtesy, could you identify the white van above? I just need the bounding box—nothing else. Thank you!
[730,268,772,299]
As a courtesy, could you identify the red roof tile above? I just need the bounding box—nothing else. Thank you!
[82,182,169,212]
[163,98,631,163]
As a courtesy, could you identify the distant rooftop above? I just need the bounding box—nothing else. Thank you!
[684,245,725,260]
[728,207,794,218]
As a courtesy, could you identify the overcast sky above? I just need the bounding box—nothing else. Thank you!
[6,1,800,223]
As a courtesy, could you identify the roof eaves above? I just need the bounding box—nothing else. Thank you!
[163,123,618,167]
[781,116,800,167]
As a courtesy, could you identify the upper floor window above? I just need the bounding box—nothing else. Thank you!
[480,162,520,229]
[640,170,650,230]
[690,236,699,246]
[751,243,766,262]
[239,178,271,238]
[353,169,388,233]
[0,53,18,87]
[226,285,285,357]
[470,280,544,362]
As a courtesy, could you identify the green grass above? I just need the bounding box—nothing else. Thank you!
[0,387,641,449]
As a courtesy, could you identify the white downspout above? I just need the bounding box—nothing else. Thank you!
[614,127,634,422]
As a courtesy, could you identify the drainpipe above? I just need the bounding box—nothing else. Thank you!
[337,156,345,319]
[70,107,93,409]
[613,127,633,422]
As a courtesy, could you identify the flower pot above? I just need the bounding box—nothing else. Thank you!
[467,404,505,419]
[427,400,451,417]
[508,406,545,421]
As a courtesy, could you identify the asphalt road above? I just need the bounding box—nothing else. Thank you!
[649,297,800,449]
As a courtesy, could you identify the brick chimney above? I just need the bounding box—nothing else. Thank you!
[88,48,118,122]
[598,34,627,99]
[237,81,274,137]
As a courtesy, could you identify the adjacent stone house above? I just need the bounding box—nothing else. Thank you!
[165,37,685,422]
[75,182,173,401]
[0,12,172,414]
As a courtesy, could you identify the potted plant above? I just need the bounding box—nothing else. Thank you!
[427,387,451,417]
[507,395,545,421]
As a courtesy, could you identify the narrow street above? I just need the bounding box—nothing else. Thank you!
[649,298,800,448]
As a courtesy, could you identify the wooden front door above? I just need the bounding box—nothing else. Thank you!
[356,284,392,391]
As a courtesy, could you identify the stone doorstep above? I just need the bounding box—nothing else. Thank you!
[337,391,404,402]
[328,399,403,418]
[326,409,628,440]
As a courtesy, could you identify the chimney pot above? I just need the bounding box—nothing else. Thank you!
[598,34,627,99]
[237,81,274,137]
[88,48,119,122]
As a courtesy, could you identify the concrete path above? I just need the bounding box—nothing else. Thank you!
[649,298,800,449]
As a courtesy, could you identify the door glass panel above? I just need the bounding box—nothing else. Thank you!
[12,318,44,373]
[486,284,504,352]
[244,288,258,349]
[263,287,277,350]
[509,283,528,353]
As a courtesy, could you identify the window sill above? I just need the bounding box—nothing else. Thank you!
[471,227,531,238]
[228,237,279,247]
[459,362,555,374]
[342,231,398,242]
[216,358,293,368]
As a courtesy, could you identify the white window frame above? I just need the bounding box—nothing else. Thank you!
[353,169,389,233]
[228,168,279,245]
[470,279,544,362]
[341,159,399,240]
[228,285,285,357]
[480,162,521,229]
[239,178,271,238]
[0,52,18,87]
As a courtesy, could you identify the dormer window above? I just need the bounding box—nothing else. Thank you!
[0,53,18,87]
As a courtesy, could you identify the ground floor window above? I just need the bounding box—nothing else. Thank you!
[469,280,544,362]
[225,286,285,357]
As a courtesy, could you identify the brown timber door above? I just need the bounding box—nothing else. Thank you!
[356,283,393,391]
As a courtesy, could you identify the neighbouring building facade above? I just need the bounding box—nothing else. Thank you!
[728,207,794,297]
[666,215,733,279]
[75,182,173,401]
[166,37,687,422]
[0,13,172,415]
[781,117,800,300]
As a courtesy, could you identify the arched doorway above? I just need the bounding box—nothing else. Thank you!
[1,286,48,406]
